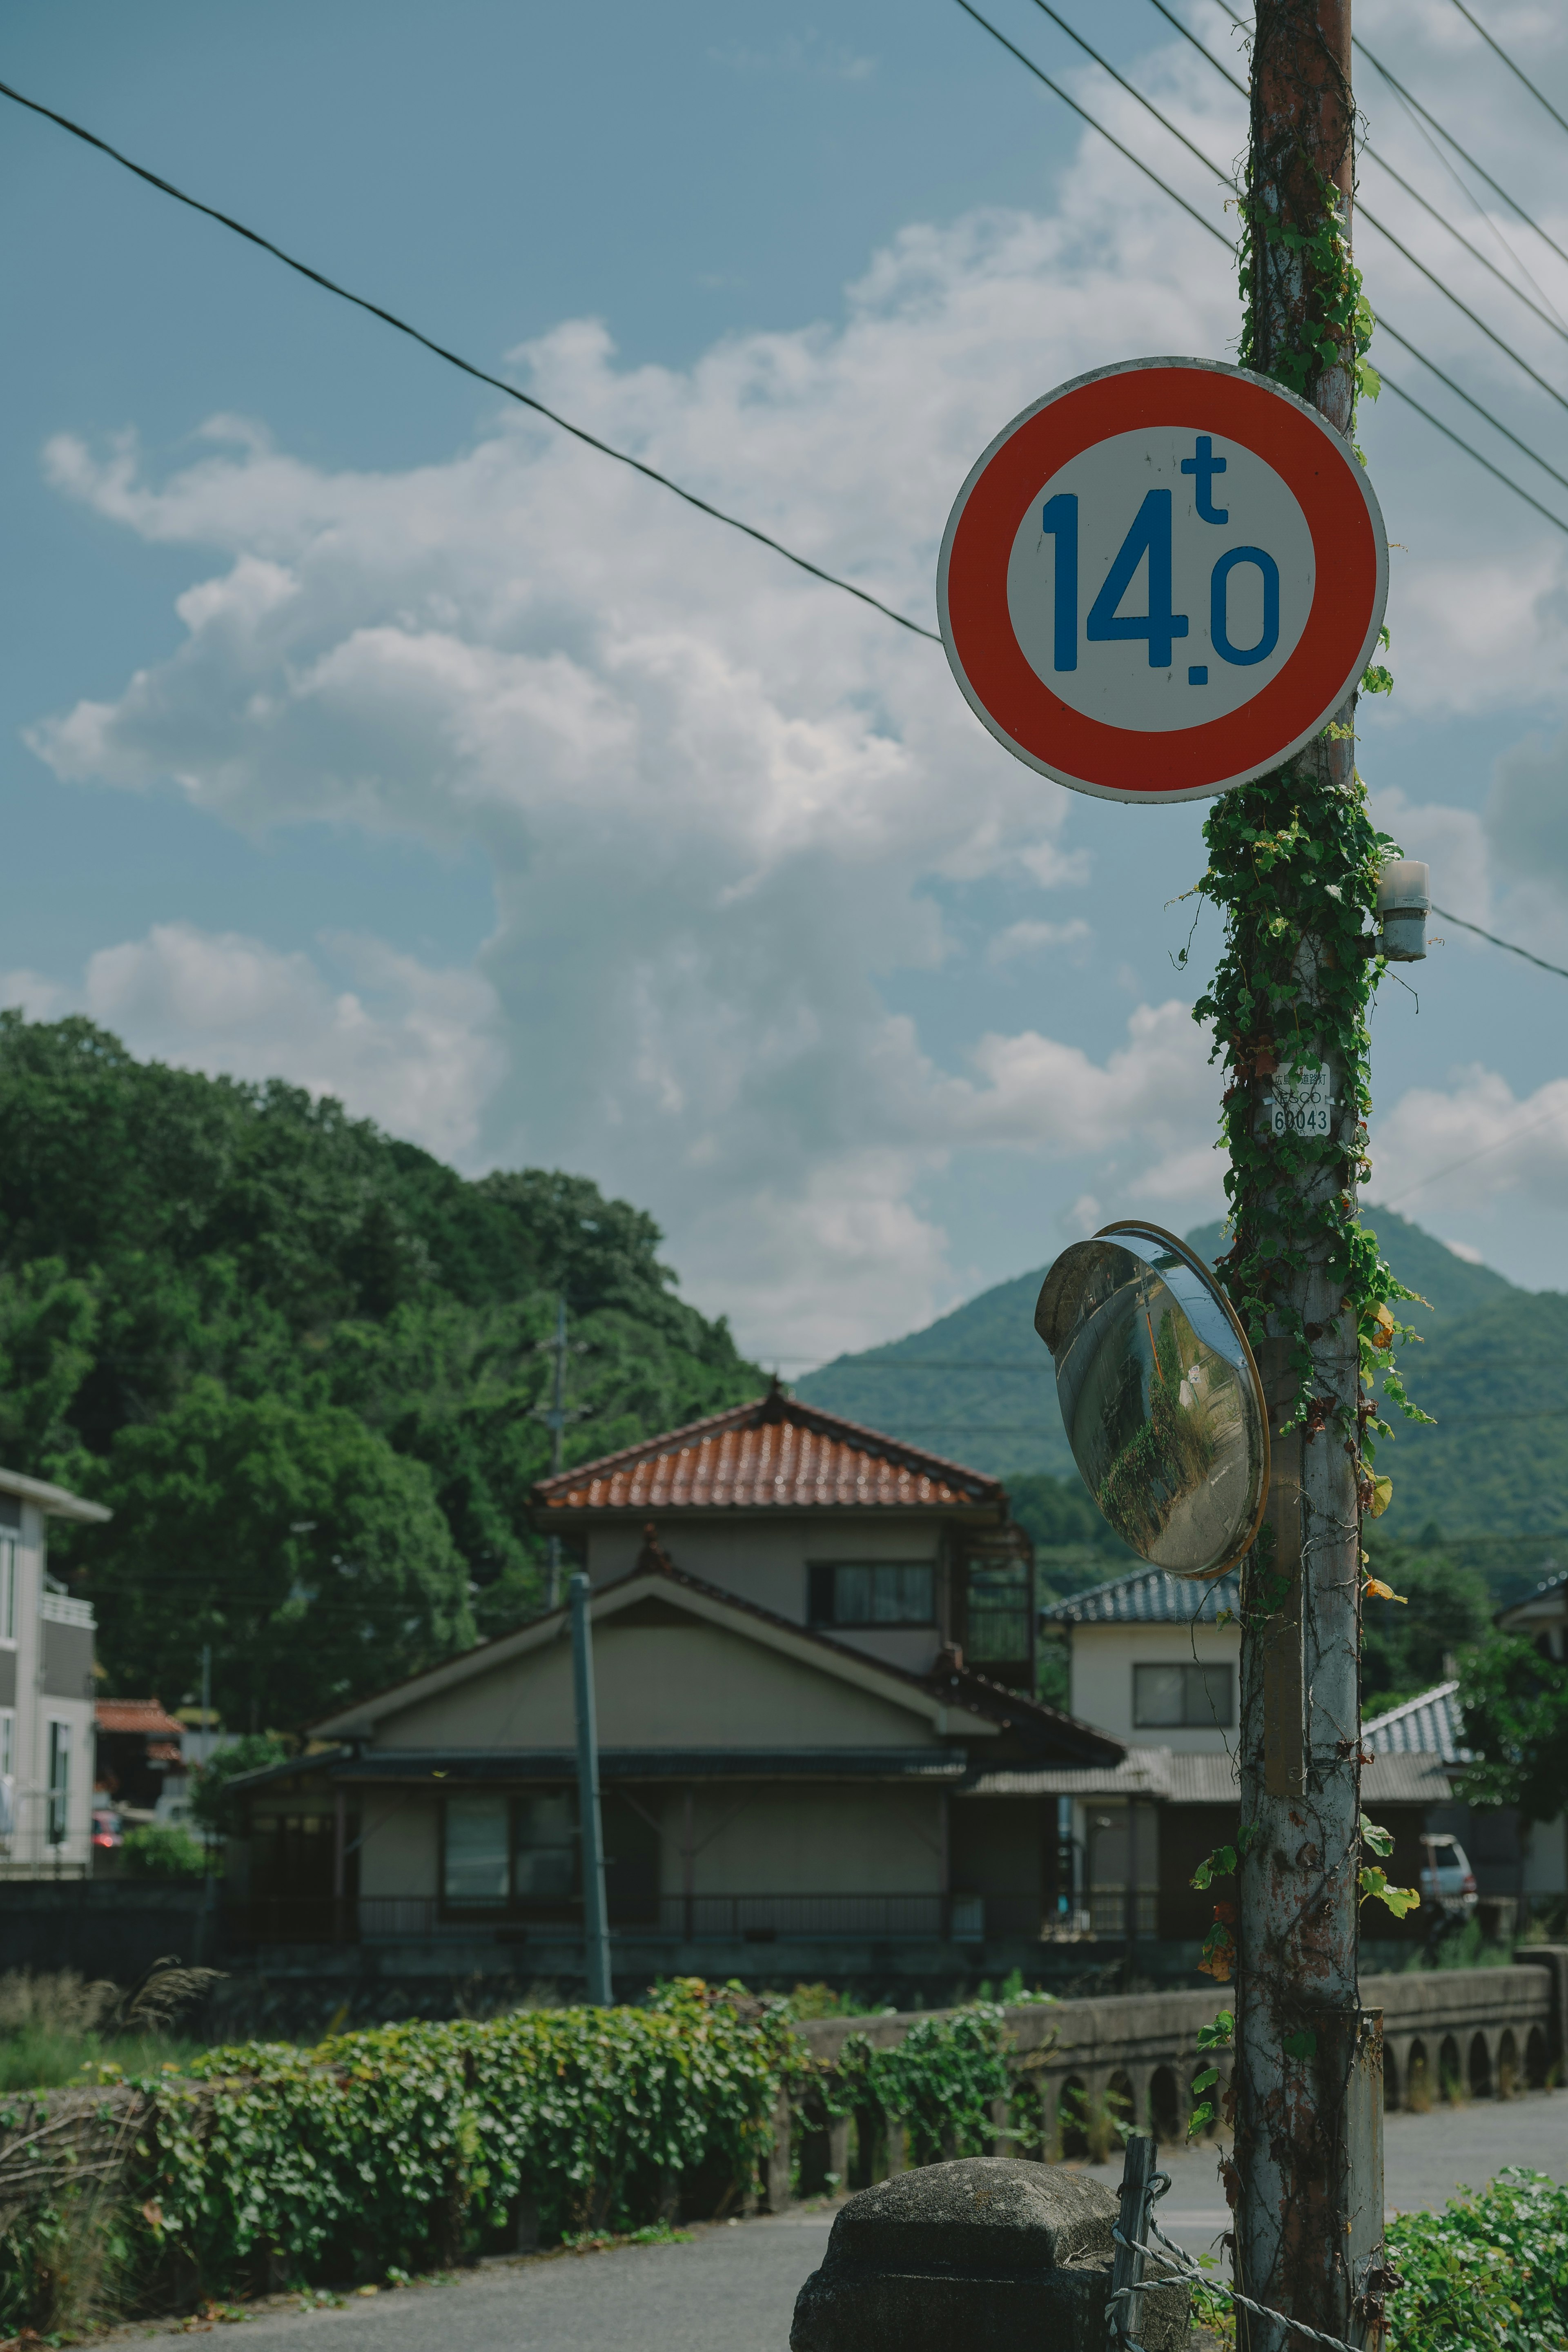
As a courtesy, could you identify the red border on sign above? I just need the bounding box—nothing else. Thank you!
[944,368,1379,798]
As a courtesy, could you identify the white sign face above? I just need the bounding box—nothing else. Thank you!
[937,358,1390,804]
[1265,1063,1335,1138]
[1005,428,1316,732]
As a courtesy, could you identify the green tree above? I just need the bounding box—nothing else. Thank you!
[0,1256,98,1467]
[1361,1530,1493,1711]
[1457,1635,1568,1822]
[190,1733,292,1833]
[0,1011,765,1697]
[72,1381,472,1728]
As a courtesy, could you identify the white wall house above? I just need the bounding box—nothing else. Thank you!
[0,1466,110,1877]
[1495,1566,1568,1908]
[1039,1566,1241,1938]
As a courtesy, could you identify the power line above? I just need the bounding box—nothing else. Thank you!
[0,77,940,647]
[1376,366,1568,532]
[1376,1105,1568,1208]
[1197,0,1568,283]
[1432,906,1568,980]
[1442,0,1568,147]
[1373,319,1568,508]
[1132,0,1568,357]
[959,0,1568,532]
[1352,34,1568,282]
[948,0,1231,249]
[1127,2,1568,434]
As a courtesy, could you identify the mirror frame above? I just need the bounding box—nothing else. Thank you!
[1036,1218,1271,1579]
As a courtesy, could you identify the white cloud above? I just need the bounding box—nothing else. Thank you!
[987,918,1092,964]
[34,924,503,1163]
[1367,1064,1568,1217]
[24,3,1568,1352]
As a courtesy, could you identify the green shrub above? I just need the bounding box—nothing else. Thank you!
[1387,2169,1568,2351]
[119,1979,791,2298]
[121,1822,208,1878]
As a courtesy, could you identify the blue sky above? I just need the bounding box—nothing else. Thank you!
[5,0,1568,1363]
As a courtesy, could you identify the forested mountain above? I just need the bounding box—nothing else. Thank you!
[0,1014,762,1726]
[800,1207,1565,1608]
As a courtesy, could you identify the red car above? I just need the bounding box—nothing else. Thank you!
[91,1807,123,1851]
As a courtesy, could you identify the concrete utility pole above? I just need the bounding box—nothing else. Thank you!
[1235,5,1383,2347]
[541,1296,569,1608]
[569,1570,614,2006]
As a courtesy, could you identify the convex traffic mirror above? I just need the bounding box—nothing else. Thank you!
[1034,1222,1269,1580]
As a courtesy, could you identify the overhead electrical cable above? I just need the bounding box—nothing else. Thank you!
[1115,0,1568,354]
[1352,36,1568,281]
[1431,906,1568,980]
[1441,0,1568,147]
[1365,56,1568,334]
[954,0,1568,531]
[1379,1105,1568,1207]
[1196,0,1568,296]
[947,0,1232,247]
[0,76,941,645]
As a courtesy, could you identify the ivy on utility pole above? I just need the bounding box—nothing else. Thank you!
[1201,4,1401,2344]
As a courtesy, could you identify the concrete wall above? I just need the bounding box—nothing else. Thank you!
[650,1782,944,1898]
[378,1615,946,1753]
[357,1790,439,1900]
[1071,1620,1242,1752]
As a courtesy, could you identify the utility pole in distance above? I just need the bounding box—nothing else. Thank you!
[538,1296,569,1609]
[1232,4,1383,2345]
[569,1570,614,2007]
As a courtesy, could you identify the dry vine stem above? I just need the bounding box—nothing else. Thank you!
[1185,3,1412,2347]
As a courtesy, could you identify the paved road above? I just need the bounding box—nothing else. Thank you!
[1080,2086,1568,2257]
[107,2091,1567,2352]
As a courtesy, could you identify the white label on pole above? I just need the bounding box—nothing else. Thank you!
[1265,1063,1335,1138]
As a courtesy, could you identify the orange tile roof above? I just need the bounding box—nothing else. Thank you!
[96,1699,185,1738]
[533,1390,1002,1515]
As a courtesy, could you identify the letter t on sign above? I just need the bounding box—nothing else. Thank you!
[1181,435,1229,524]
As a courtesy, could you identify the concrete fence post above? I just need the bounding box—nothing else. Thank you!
[764,2087,794,2212]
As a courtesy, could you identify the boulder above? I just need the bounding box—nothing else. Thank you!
[790,2156,1190,2352]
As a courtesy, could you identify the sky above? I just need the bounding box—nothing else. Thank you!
[5,0,1568,1367]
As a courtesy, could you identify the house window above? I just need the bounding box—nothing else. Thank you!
[0,1537,16,1644]
[966,1561,1032,1664]
[47,1719,71,1844]
[808,1562,933,1628]
[444,1793,510,1907]
[1133,1663,1234,1729]
[443,1790,579,1910]
[514,1793,577,1900]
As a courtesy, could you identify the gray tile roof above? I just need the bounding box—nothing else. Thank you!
[1040,1566,1241,1627]
[1363,1680,1469,1766]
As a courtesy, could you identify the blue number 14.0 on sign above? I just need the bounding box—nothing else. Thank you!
[1011,426,1313,732]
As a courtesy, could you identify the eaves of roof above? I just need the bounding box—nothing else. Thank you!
[295,1747,970,1785]
[529,1388,1004,1520]
[1041,1566,1241,1627]
[0,1466,111,1524]
[300,1531,1121,1769]
[1496,1563,1568,1626]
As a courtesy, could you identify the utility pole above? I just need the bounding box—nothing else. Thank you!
[199,1641,216,1956]
[539,1296,569,1609]
[1233,5,1383,2346]
[569,1570,614,2006]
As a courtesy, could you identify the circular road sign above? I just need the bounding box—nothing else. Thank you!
[937,356,1389,804]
